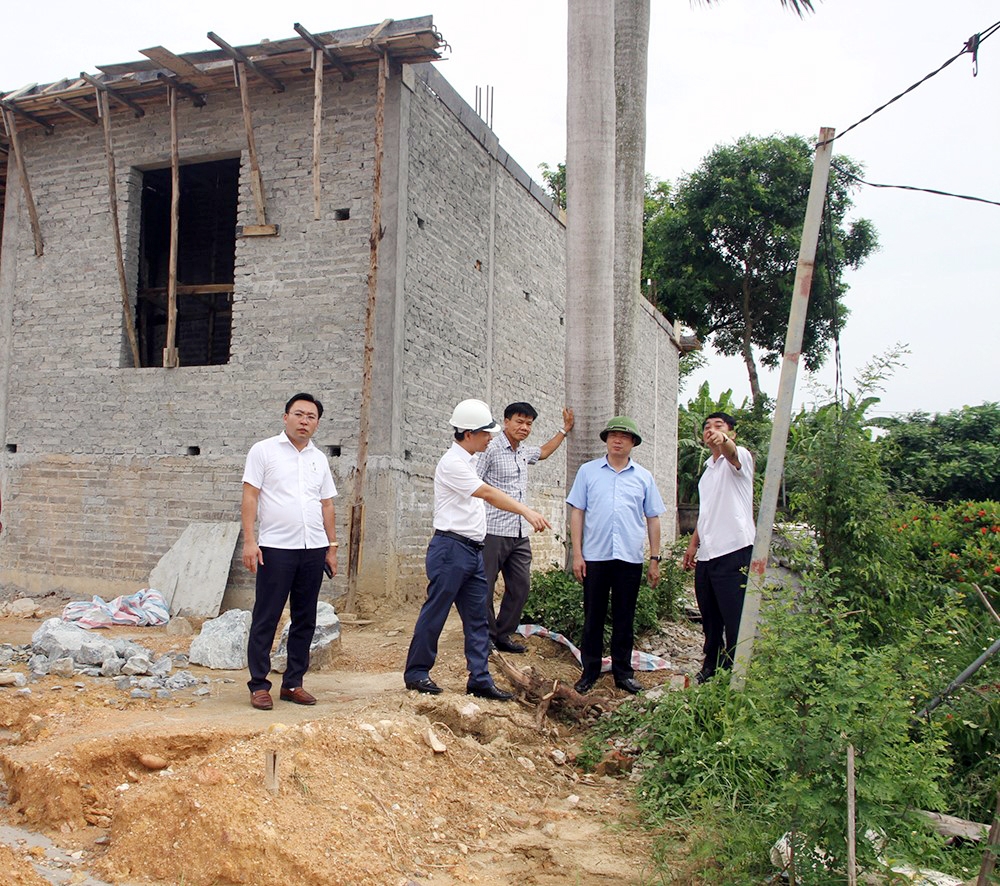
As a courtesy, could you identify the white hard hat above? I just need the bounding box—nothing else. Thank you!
[449,399,500,433]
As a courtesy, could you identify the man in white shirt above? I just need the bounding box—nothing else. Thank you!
[241,393,339,710]
[403,399,551,699]
[682,412,755,683]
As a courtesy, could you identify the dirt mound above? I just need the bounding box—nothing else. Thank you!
[0,605,703,885]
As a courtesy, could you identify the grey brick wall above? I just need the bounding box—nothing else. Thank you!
[0,58,680,613]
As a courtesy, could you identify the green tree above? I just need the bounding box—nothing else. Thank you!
[643,133,878,404]
[539,161,566,210]
[875,403,1000,503]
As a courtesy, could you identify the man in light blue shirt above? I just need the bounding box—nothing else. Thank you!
[567,416,665,694]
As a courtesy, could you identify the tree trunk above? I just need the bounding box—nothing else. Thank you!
[613,0,650,416]
[566,0,617,487]
[741,279,762,403]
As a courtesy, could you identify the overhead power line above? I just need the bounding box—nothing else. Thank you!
[832,161,1000,209]
[819,19,1000,147]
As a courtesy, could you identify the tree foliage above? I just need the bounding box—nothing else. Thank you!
[643,133,878,403]
[875,402,1000,503]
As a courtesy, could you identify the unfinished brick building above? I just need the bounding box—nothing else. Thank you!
[0,17,683,613]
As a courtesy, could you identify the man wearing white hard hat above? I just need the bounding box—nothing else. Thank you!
[403,399,551,699]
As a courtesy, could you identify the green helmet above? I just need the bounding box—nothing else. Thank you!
[600,416,642,446]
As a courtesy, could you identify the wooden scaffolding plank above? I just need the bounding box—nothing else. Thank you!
[80,73,145,118]
[163,86,180,368]
[344,50,388,615]
[235,62,267,226]
[293,22,356,82]
[0,105,44,256]
[97,89,142,368]
[207,32,285,93]
[311,48,323,220]
[140,46,215,89]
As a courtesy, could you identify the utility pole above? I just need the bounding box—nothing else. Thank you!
[730,126,836,689]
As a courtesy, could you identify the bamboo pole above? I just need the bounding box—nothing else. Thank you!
[236,62,267,226]
[1,106,44,256]
[312,48,324,221]
[344,51,388,616]
[730,127,836,688]
[97,90,142,368]
[846,744,857,886]
[976,791,1000,886]
[163,86,180,368]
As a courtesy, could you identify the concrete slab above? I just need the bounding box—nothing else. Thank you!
[149,522,241,618]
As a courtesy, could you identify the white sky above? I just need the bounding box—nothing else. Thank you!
[3,1,998,417]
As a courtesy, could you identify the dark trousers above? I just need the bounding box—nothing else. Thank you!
[404,534,492,689]
[246,546,326,693]
[694,545,753,675]
[482,534,533,642]
[579,559,643,682]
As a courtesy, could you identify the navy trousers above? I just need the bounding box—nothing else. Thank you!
[579,559,643,683]
[246,546,326,693]
[404,534,492,689]
[694,545,753,676]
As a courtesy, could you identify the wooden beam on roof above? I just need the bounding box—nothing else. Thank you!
[140,46,215,89]
[97,89,142,368]
[0,105,44,255]
[362,19,394,48]
[81,73,145,118]
[234,62,267,226]
[54,98,98,125]
[155,72,206,107]
[206,31,285,93]
[0,101,54,135]
[293,22,355,82]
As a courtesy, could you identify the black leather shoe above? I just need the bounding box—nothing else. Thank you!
[466,683,513,701]
[494,635,527,654]
[574,676,596,694]
[695,670,714,685]
[405,678,443,694]
[615,677,643,694]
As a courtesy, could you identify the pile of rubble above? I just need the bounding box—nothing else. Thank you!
[0,601,341,701]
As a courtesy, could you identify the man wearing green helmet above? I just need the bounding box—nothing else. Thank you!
[566,416,666,695]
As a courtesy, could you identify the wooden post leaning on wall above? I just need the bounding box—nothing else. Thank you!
[163,85,180,368]
[311,48,324,221]
[97,90,142,368]
[0,105,44,256]
[344,50,388,616]
[235,62,267,226]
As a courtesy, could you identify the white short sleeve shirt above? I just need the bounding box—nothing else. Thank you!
[433,442,488,542]
[243,432,337,549]
[696,445,755,561]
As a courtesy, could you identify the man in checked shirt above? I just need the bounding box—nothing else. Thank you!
[476,402,574,652]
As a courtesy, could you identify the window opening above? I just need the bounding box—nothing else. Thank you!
[136,158,239,366]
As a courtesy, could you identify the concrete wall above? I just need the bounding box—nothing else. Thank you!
[0,59,680,614]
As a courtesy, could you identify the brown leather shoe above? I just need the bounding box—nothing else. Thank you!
[280,686,317,705]
[250,689,273,710]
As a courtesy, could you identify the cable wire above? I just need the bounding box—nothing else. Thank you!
[819,20,1000,147]
[832,161,1000,208]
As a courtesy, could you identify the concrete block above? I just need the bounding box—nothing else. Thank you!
[149,522,241,618]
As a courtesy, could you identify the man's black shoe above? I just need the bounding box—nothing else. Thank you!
[574,676,596,695]
[694,670,714,685]
[615,677,643,694]
[494,635,527,654]
[466,683,514,701]
[405,677,443,694]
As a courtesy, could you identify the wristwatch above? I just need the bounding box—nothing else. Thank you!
[649,556,661,562]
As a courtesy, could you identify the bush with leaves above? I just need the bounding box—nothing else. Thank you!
[582,583,957,884]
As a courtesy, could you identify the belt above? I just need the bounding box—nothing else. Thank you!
[434,529,485,550]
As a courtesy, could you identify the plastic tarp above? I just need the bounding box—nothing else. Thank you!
[517,624,672,672]
[61,589,171,629]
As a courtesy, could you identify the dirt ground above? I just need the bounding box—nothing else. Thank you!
[0,587,704,886]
